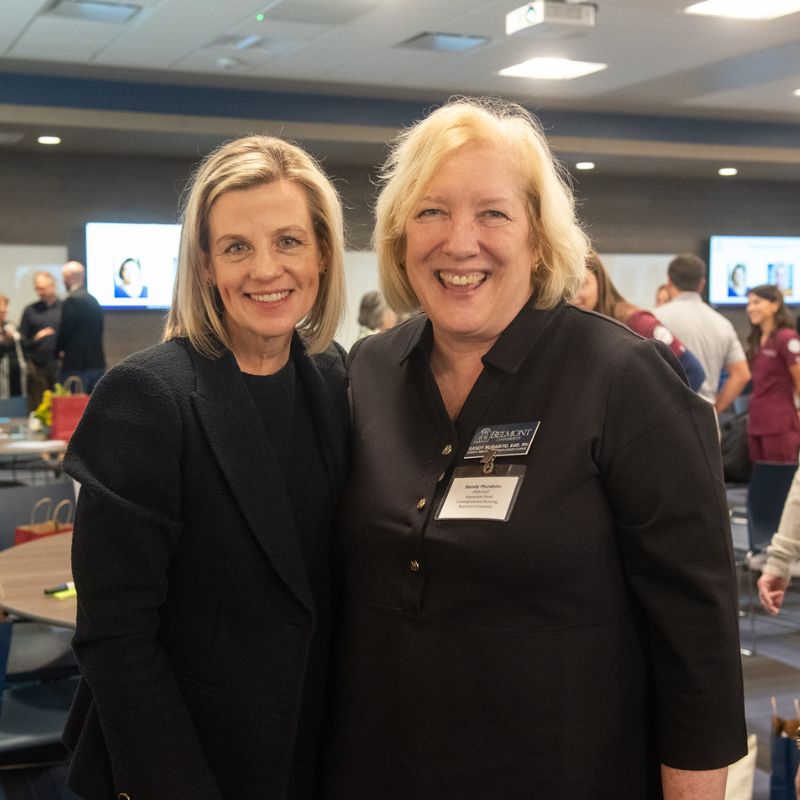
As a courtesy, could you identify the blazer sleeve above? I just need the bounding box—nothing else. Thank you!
[65,360,224,799]
[597,339,747,770]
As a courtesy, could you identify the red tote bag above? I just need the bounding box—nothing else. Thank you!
[51,376,89,442]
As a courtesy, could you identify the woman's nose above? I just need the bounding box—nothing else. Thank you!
[442,214,480,259]
[250,249,284,279]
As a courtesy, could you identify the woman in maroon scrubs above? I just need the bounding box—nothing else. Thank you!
[746,284,800,462]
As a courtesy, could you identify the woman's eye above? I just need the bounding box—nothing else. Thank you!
[224,242,247,255]
[483,209,510,222]
[416,208,443,219]
[278,236,301,248]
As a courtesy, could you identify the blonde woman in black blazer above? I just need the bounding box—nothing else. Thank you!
[62,135,349,800]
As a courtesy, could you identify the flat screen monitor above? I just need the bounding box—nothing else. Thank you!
[708,234,800,307]
[85,222,181,310]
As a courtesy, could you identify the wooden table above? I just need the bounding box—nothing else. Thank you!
[0,533,75,627]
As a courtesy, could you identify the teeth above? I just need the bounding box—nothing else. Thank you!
[439,272,485,287]
[250,291,289,302]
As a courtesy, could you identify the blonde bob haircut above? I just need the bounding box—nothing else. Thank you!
[375,97,588,313]
[164,135,346,357]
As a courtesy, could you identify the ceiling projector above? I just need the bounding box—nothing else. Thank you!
[505,1,596,35]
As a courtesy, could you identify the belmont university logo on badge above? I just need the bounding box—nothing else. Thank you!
[465,421,541,459]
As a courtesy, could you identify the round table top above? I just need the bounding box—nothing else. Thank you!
[0,532,74,628]
[0,439,67,456]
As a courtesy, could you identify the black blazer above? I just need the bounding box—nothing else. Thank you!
[62,335,349,799]
[55,288,105,372]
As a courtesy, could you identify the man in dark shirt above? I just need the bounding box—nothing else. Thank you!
[55,260,106,392]
[19,270,61,409]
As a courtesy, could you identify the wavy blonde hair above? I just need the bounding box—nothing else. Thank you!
[374,97,588,313]
[164,135,346,356]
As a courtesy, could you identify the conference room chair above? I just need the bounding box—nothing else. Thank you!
[0,621,78,768]
[733,461,798,656]
[0,397,27,418]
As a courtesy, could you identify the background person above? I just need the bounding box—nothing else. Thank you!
[355,289,397,340]
[322,97,746,800]
[61,135,349,800]
[757,463,800,617]
[658,254,751,415]
[655,283,670,306]
[745,284,800,463]
[0,294,26,400]
[573,251,706,392]
[54,260,105,392]
[19,270,61,409]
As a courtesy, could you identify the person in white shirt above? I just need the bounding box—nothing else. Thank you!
[657,253,750,414]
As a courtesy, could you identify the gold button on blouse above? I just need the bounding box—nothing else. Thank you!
[416,497,426,510]
[441,444,453,455]
[410,560,421,572]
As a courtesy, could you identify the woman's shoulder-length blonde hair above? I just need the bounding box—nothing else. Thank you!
[375,96,588,313]
[164,134,346,357]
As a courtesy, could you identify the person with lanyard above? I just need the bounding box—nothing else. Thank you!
[745,284,800,463]
[61,135,349,799]
[321,97,746,800]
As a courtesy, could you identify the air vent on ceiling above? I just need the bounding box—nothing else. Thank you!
[399,32,489,53]
[44,0,142,24]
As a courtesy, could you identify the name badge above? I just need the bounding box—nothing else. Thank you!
[464,421,540,459]
[436,464,526,522]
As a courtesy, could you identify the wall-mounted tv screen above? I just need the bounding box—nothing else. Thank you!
[86,222,181,310]
[709,235,800,307]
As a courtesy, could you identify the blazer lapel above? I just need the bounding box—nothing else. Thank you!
[292,336,348,505]
[188,345,314,614]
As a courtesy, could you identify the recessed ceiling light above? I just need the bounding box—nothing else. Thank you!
[718,167,738,176]
[499,57,606,80]
[683,0,800,20]
[794,88,800,96]
[575,161,595,170]
[37,136,61,146]
[399,32,488,52]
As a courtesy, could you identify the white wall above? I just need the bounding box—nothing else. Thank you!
[0,245,67,325]
[337,250,380,350]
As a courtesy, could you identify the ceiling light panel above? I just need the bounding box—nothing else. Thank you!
[399,32,488,53]
[499,57,607,80]
[683,0,800,20]
[44,0,142,24]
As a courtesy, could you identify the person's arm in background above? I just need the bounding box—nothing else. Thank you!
[758,465,800,615]
[676,349,705,393]
[662,765,727,800]
[714,359,750,414]
[53,298,75,360]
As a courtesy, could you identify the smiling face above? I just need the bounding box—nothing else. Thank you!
[572,270,599,311]
[205,180,322,369]
[747,291,780,330]
[404,143,537,352]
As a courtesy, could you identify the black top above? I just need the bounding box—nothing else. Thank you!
[55,288,105,372]
[322,300,746,800]
[19,298,61,367]
[243,360,332,799]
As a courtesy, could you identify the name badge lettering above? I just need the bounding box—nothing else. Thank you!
[436,465,526,522]
[465,421,540,459]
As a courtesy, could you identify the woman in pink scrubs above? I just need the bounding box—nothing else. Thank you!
[746,284,800,462]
